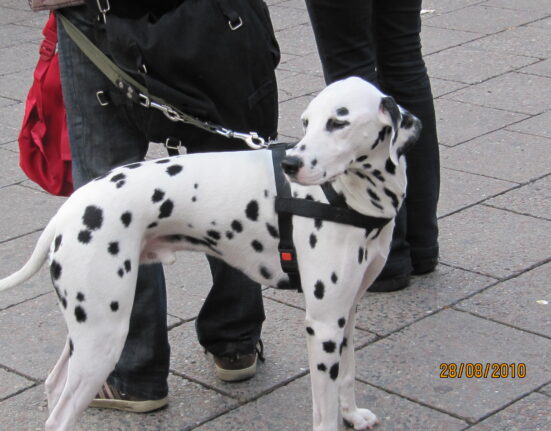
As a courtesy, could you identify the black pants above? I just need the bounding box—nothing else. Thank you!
[306,0,440,276]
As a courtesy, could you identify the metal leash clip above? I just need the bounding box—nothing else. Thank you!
[96,0,110,24]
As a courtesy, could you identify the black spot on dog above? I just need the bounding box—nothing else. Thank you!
[226,231,234,239]
[76,292,85,302]
[116,180,126,188]
[338,318,346,328]
[305,194,314,201]
[207,230,221,240]
[125,162,142,169]
[371,199,384,211]
[155,159,170,164]
[314,280,325,299]
[162,234,185,242]
[326,118,350,132]
[260,266,272,279]
[166,165,183,176]
[152,189,165,203]
[69,338,74,356]
[54,235,62,252]
[159,199,174,218]
[317,363,327,372]
[329,363,339,380]
[299,144,306,151]
[358,247,364,264]
[372,170,385,182]
[356,155,368,163]
[306,327,315,336]
[231,220,243,232]
[385,158,396,175]
[110,301,119,312]
[61,296,67,309]
[117,268,124,278]
[363,163,372,169]
[311,158,318,168]
[148,222,158,229]
[78,230,92,244]
[124,260,131,273]
[323,341,336,353]
[82,206,103,231]
[266,223,279,238]
[246,200,259,221]
[75,306,87,323]
[340,337,348,355]
[365,174,377,187]
[315,218,323,230]
[384,188,400,209]
[110,173,126,184]
[121,212,132,227]
[108,242,119,255]
[367,189,380,201]
[336,107,349,116]
[331,272,338,284]
[372,227,382,240]
[355,171,367,180]
[251,240,263,252]
[264,189,269,198]
[192,196,197,202]
[50,260,62,281]
[309,233,317,248]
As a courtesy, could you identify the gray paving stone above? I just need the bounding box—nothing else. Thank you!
[529,16,551,30]
[434,99,527,146]
[0,185,66,242]
[448,72,551,115]
[0,232,52,311]
[268,5,309,31]
[425,45,536,84]
[467,25,551,59]
[440,130,551,183]
[0,22,41,49]
[356,266,495,336]
[0,95,19,108]
[0,6,35,25]
[468,393,551,431]
[0,100,25,144]
[355,308,551,422]
[482,0,551,13]
[520,59,551,78]
[506,111,551,139]
[439,205,551,278]
[429,78,468,98]
[0,293,66,380]
[0,369,34,401]
[169,298,374,403]
[0,41,38,75]
[0,146,27,187]
[456,262,551,338]
[0,69,34,103]
[0,385,47,431]
[421,24,482,55]
[278,52,324,79]
[541,383,551,397]
[194,375,467,431]
[438,167,516,218]
[423,0,487,15]
[277,71,325,102]
[486,175,551,220]
[425,5,545,34]
[276,23,318,56]
[278,94,314,139]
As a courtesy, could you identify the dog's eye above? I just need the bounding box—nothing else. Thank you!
[326,118,350,132]
[302,118,309,129]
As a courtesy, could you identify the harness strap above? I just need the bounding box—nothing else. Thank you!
[271,146,302,292]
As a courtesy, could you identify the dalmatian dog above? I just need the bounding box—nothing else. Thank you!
[0,77,420,431]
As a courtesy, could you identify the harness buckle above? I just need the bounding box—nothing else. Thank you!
[96,90,110,107]
[229,17,243,31]
[279,247,299,273]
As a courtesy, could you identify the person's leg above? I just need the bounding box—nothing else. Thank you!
[57,8,169,401]
[372,0,440,279]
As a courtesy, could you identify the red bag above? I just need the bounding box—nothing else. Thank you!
[18,12,73,196]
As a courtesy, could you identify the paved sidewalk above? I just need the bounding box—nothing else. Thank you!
[0,1,550,430]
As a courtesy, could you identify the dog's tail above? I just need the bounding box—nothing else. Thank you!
[0,218,57,292]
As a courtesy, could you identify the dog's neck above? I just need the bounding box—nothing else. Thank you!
[332,156,407,219]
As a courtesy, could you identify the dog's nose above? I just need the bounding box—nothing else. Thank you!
[281,156,304,175]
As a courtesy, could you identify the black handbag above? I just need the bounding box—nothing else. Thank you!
[83,0,280,153]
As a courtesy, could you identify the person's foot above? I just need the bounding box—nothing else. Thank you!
[412,258,438,275]
[212,341,264,382]
[369,274,411,292]
[89,383,168,413]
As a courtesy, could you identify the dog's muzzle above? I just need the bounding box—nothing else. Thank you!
[281,156,304,176]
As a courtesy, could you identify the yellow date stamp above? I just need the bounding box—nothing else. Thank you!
[440,363,526,379]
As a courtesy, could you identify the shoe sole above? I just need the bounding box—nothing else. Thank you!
[89,396,168,413]
[215,357,257,382]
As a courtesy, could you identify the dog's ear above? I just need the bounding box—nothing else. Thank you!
[378,96,401,165]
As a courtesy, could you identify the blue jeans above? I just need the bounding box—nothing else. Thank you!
[57,8,265,399]
[306,0,440,276]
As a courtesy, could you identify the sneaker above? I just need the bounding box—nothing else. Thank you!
[212,341,264,382]
[89,383,168,413]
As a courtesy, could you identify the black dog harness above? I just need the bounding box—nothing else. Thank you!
[271,146,392,292]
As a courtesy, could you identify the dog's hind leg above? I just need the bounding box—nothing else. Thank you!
[45,338,71,413]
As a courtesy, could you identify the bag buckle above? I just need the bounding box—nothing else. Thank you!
[228,16,243,31]
[39,39,56,61]
[96,0,110,24]
[165,137,183,152]
[96,90,110,106]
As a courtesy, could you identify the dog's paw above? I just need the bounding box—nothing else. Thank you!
[343,408,379,430]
